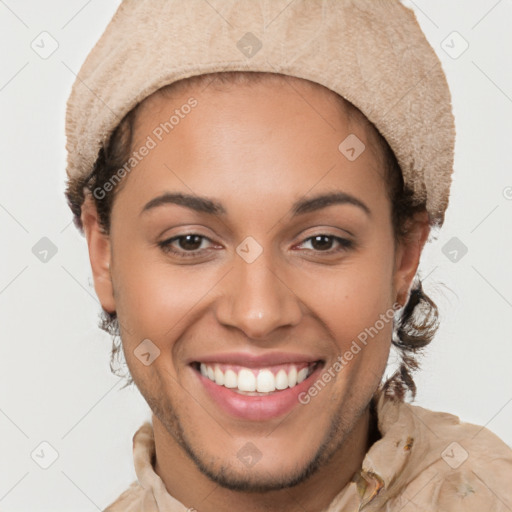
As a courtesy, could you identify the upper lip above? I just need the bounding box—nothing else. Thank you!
[188,351,324,368]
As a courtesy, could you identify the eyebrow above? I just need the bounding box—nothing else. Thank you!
[141,191,371,218]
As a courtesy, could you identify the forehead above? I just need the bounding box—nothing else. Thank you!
[135,74,382,153]
[117,75,389,222]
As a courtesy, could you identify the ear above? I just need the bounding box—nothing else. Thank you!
[393,210,431,306]
[80,194,116,313]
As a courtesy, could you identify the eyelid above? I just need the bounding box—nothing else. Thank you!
[292,234,354,253]
[288,225,354,246]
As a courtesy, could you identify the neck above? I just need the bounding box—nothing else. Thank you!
[152,403,378,512]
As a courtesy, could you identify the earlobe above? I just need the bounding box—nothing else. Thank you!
[394,211,431,306]
[80,195,116,313]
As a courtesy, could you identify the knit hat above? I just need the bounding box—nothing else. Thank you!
[65,0,455,227]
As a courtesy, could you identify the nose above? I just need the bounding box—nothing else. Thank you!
[214,249,303,340]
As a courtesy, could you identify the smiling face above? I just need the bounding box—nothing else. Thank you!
[82,74,429,495]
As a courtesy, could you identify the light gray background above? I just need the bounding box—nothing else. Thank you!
[1,1,511,510]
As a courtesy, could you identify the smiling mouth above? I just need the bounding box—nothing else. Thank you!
[190,360,324,395]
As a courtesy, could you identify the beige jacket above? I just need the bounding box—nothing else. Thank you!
[104,393,512,511]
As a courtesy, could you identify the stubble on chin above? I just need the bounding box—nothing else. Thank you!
[146,383,374,494]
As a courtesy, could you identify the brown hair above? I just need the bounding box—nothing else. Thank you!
[66,71,440,400]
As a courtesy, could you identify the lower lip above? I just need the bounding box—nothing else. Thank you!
[192,362,324,421]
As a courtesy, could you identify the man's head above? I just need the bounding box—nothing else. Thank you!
[71,71,437,491]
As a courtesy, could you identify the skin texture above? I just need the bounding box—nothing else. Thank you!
[81,76,430,511]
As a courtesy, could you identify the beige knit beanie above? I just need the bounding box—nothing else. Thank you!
[65,0,455,227]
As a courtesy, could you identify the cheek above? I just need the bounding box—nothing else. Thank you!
[308,256,395,337]
[111,248,220,344]
[318,284,394,379]
[304,246,396,380]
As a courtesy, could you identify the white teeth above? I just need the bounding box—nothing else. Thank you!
[297,367,309,384]
[238,368,256,392]
[256,369,275,392]
[214,365,224,385]
[288,366,297,387]
[224,369,238,388]
[275,369,288,390]
[198,362,317,394]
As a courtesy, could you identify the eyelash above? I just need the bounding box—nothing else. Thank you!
[158,233,354,259]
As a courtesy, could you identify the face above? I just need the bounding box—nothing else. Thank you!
[83,76,428,492]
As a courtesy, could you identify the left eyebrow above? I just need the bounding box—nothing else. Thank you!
[290,191,371,218]
[140,190,371,218]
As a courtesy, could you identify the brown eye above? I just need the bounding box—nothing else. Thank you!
[176,234,203,251]
[297,234,353,254]
[310,235,335,251]
[158,234,212,258]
